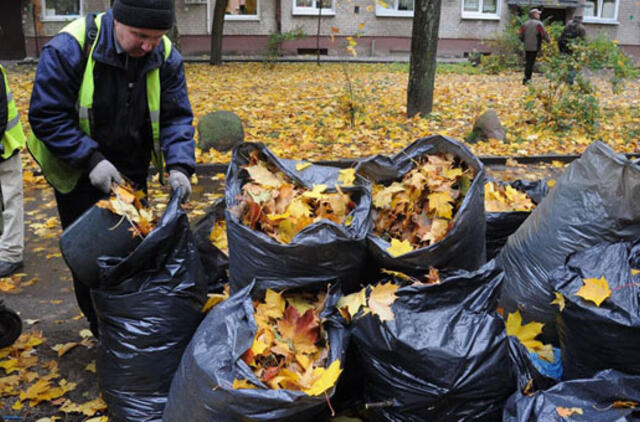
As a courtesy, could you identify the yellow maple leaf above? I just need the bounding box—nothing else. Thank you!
[631,269,640,276]
[337,289,368,320]
[51,342,78,357]
[576,276,611,307]
[506,311,554,362]
[246,164,283,188]
[302,184,328,200]
[295,162,312,171]
[257,289,286,319]
[550,292,565,311]
[387,238,413,257]
[85,362,96,373]
[428,191,453,219]
[372,182,405,209]
[287,198,312,218]
[202,293,228,313]
[556,406,583,417]
[303,360,342,396]
[60,397,107,416]
[232,379,257,389]
[338,168,356,187]
[368,282,400,322]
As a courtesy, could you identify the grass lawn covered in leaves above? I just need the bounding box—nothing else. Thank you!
[7,62,640,168]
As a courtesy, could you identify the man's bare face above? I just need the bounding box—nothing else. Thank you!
[114,20,167,58]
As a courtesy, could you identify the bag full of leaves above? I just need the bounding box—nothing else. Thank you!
[91,193,207,422]
[163,277,348,422]
[503,369,640,422]
[485,179,548,260]
[192,197,229,292]
[60,182,154,288]
[550,241,640,380]
[498,141,640,342]
[225,142,371,293]
[355,135,486,275]
[342,260,514,421]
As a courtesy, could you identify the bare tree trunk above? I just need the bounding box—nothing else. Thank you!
[210,0,228,65]
[316,0,322,65]
[407,0,442,117]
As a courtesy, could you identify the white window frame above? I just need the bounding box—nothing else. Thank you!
[292,0,336,16]
[41,0,82,22]
[224,0,261,21]
[376,0,414,18]
[461,0,501,20]
[583,0,619,24]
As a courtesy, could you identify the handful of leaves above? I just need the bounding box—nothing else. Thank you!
[96,183,156,237]
[371,153,475,254]
[230,151,356,244]
[484,181,536,212]
[233,289,342,396]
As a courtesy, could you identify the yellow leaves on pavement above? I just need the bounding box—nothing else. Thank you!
[556,406,583,417]
[60,396,107,416]
[506,311,554,362]
[576,276,611,307]
[551,292,565,312]
[387,238,414,257]
[51,342,78,357]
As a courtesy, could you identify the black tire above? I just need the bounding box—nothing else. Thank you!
[0,306,22,349]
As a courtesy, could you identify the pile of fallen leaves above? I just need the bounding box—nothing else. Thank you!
[233,289,341,395]
[370,153,474,256]
[484,181,536,212]
[229,152,356,244]
[96,183,157,238]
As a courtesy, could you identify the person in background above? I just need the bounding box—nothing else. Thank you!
[519,8,550,85]
[28,0,195,335]
[558,13,586,85]
[0,65,26,278]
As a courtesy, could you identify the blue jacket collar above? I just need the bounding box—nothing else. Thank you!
[91,9,164,72]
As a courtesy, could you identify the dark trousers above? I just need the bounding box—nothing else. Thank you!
[54,174,147,335]
[524,50,538,83]
[55,178,105,335]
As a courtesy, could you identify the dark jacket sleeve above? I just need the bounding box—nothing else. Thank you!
[159,47,196,176]
[28,33,100,168]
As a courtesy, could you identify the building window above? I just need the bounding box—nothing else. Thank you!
[584,0,619,23]
[42,0,81,21]
[461,0,500,20]
[292,0,335,16]
[226,0,259,20]
[376,0,413,17]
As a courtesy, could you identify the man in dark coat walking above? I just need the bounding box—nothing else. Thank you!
[519,8,550,85]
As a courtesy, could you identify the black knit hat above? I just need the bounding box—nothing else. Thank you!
[113,0,174,30]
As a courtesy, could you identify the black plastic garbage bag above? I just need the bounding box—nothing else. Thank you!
[499,141,640,336]
[225,143,371,293]
[552,241,640,379]
[0,300,21,349]
[355,135,486,275]
[92,193,207,422]
[163,277,348,422]
[503,369,640,422]
[350,260,514,422]
[192,197,229,291]
[485,179,548,260]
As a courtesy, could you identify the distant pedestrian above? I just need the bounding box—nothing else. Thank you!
[0,65,26,278]
[558,14,586,84]
[519,8,550,85]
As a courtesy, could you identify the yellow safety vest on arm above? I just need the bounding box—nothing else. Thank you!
[27,13,171,194]
[0,66,27,159]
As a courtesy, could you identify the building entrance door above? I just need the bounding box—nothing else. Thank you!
[0,2,27,59]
